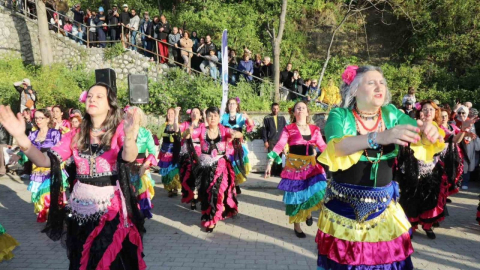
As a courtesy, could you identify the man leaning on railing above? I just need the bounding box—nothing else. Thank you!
[129,9,140,51]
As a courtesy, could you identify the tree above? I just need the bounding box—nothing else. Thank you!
[36,0,53,66]
[266,0,287,102]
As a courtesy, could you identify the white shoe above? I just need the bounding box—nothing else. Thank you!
[461,186,468,190]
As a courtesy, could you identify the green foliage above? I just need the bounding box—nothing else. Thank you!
[0,57,94,112]
[104,43,125,60]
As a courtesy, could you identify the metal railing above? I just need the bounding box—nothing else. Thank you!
[3,2,308,100]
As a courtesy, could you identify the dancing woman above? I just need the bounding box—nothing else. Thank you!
[220,97,254,194]
[316,66,443,270]
[158,107,182,197]
[52,105,71,134]
[128,106,157,219]
[0,82,146,269]
[186,107,241,232]
[396,101,451,239]
[26,109,68,223]
[438,108,470,198]
[179,107,204,210]
[264,101,328,238]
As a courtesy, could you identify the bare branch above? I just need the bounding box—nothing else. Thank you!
[276,0,288,41]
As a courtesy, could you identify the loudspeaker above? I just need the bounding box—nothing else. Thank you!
[95,68,117,93]
[128,74,149,104]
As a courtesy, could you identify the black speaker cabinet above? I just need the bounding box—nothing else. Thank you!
[95,68,117,93]
[128,74,149,104]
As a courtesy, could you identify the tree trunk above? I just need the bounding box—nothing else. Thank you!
[271,0,288,102]
[36,0,53,66]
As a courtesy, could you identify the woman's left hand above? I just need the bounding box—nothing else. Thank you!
[124,107,140,137]
[417,120,444,143]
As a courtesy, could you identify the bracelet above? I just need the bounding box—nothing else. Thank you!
[367,132,380,149]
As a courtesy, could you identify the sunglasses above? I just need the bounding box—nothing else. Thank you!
[458,112,466,115]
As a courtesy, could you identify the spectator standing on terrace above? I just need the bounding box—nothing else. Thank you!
[129,9,140,51]
[192,37,204,71]
[177,31,193,73]
[14,78,36,112]
[260,56,274,80]
[140,14,154,58]
[71,4,85,45]
[228,49,239,85]
[203,50,219,80]
[198,35,217,75]
[402,86,416,106]
[119,4,130,48]
[191,31,200,51]
[108,5,120,42]
[23,109,33,136]
[280,63,294,100]
[168,27,181,64]
[238,53,254,82]
[289,70,304,100]
[253,53,262,79]
[94,7,107,48]
[157,15,171,64]
[86,10,97,47]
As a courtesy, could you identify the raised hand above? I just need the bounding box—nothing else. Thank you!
[124,107,140,137]
[174,107,181,116]
[377,124,420,146]
[417,119,444,144]
[0,105,27,139]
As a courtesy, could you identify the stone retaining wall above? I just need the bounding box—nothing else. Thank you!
[0,8,165,81]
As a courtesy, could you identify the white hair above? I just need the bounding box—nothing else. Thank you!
[340,66,391,109]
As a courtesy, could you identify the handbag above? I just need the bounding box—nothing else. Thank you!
[24,92,34,109]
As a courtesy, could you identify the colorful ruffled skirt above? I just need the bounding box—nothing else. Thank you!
[158,142,181,192]
[194,154,238,227]
[130,155,156,219]
[65,181,146,269]
[278,153,327,223]
[316,181,414,270]
[229,139,251,185]
[27,164,68,222]
[0,224,19,262]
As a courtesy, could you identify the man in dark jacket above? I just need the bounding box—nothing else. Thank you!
[94,7,107,48]
[108,5,120,41]
[260,56,274,80]
[140,14,154,58]
[198,35,216,74]
[280,63,293,100]
[119,4,130,47]
[262,103,287,177]
[156,15,171,63]
[403,100,416,119]
[288,70,304,101]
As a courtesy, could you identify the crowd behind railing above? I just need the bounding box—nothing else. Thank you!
[3,1,344,103]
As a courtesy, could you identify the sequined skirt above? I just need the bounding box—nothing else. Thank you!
[315,181,414,270]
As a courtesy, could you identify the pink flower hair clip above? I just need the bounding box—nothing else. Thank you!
[415,102,421,111]
[79,91,88,103]
[341,65,359,85]
[235,97,241,104]
[186,109,192,114]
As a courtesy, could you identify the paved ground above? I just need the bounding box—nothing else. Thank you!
[0,173,479,270]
